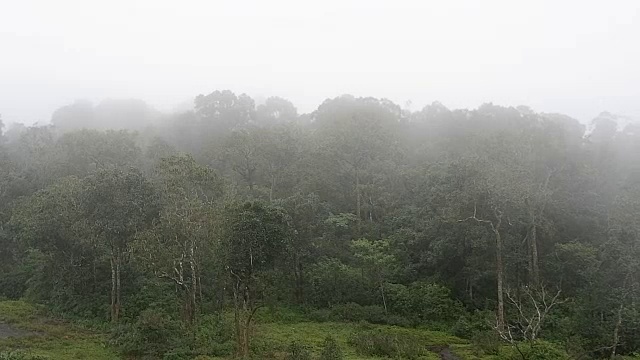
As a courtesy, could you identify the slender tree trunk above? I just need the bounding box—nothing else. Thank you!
[233,281,243,357]
[115,254,121,321]
[110,256,117,322]
[294,253,304,304]
[356,169,361,221]
[380,282,388,314]
[493,213,505,331]
[269,175,276,203]
[530,221,540,286]
[611,304,624,359]
[189,243,197,324]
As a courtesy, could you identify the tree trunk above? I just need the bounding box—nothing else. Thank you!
[188,243,198,324]
[380,282,388,314]
[356,169,361,222]
[530,221,540,286]
[493,213,505,331]
[611,304,623,359]
[355,169,362,236]
[269,175,276,203]
[110,256,117,322]
[233,281,244,357]
[115,255,121,321]
[294,253,304,304]
[232,277,253,359]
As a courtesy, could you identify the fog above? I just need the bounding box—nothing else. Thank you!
[1,0,639,126]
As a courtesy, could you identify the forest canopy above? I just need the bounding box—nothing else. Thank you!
[1,92,639,359]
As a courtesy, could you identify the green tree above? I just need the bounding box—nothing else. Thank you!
[82,168,158,322]
[220,201,291,358]
[135,155,222,324]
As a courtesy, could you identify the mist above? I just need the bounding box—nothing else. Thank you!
[2,0,639,126]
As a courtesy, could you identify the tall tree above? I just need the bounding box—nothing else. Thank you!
[136,155,222,324]
[220,201,291,358]
[82,168,158,322]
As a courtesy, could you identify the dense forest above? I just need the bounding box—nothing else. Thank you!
[0,91,639,359]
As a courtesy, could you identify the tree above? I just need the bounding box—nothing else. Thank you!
[82,168,158,322]
[281,192,329,304]
[220,201,291,358]
[351,238,398,313]
[313,95,400,230]
[9,177,97,309]
[256,125,301,202]
[256,97,298,126]
[195,90,255,132]
[221,129,261,192]
[135,155,222,324]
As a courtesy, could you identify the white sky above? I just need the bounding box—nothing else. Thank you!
[1,0,639,125]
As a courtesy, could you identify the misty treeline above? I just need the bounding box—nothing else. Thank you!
[0,91,639,359]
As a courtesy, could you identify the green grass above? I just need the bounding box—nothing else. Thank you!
[0,301,117,360]
[0,301,503,359]
[253,320,482,359]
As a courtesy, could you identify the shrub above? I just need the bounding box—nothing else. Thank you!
[387,282,463,324]
[109,308,182,358]
[451,310,493,339]
[307,258,371,307]
[285,341,311,360]
[498,341,570,360]
[319,336,343,360]
[472,331,501,355]
[330,303,386,323]
[327,302,412,326]
[0,352,48,360]
[192,314,234,357]
[307,308,332,322]
[348,329,421,359]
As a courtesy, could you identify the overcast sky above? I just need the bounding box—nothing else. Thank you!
[1,0,639,126]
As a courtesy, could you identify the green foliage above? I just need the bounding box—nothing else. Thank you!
[285,341,311,360]
[348,329,422,359]
[0,351,48,360]
[307,257,370,307]
[109,308,182,358]
[450,310,494,339]
[498,341,570,360]
[192,315,234,357]
[471,331,501,355]
[319,336,343,360]
[387,282,464,324]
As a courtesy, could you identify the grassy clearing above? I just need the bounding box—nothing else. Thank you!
[0,301,116,360]
[253,320,492,360]
[0,301,503,359]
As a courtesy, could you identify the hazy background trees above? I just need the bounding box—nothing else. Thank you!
[1,91,639,358]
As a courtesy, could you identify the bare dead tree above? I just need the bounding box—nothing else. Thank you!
[495,285,568,360]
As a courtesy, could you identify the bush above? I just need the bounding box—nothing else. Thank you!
[451,310,493,339]
[326,302,412,326]
[319,336,343,360]
[387,282,464,324]
[285,341,311,360]
[498,341,570,360]
[192,314,234,357]
[109,308,182,358]
[472,331,501,355]
[255,306,306,324]
[307,258,371,307]
[348,329,422,359]
[330,303,386,323]
[307,308,332,322]
[0,352,48,360]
